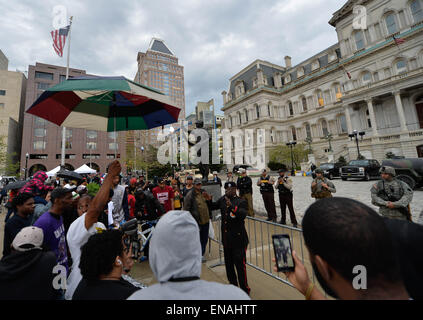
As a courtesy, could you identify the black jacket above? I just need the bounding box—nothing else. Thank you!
[209,196,249,249]
[237,176,253,195]
[0,249,60,300]
[135,191,165,221]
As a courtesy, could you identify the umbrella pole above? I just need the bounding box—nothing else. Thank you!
[114,116,117,159]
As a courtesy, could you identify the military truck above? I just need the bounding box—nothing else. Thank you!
[381,158,423,190]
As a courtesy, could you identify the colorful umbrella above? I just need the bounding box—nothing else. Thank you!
[26,76,181,132]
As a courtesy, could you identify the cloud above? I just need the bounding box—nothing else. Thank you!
[0,0,343,116]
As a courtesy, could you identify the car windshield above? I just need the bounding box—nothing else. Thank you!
[348,160,368,166]
[320,164,334,169]
[247,167,258,170]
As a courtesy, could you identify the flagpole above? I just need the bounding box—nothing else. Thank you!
[61,16,73,168]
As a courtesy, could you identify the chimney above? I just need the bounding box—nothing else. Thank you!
[284,56,292,69]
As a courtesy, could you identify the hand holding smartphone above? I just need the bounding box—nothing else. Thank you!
[272,234,295,272]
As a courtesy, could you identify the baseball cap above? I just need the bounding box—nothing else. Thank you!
[239,168,246,173]
[315,168,324,174]
[194,178,202,185]
[213,171,218,175]
[186,175,193,180]
[12,226,44,252]
[76,185,87,193]
[225,181,237,189]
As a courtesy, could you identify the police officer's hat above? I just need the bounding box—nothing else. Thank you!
[239,168,246,173]
[315,168,324,174]
[224,181,237,189]
[379,166,396,176]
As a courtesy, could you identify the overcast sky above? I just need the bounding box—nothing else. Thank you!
[0,0,343,116]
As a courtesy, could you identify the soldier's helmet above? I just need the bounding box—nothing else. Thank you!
[379,166,396,176]
[315,168,324,174]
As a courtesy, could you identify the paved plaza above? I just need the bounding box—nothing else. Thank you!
[220,175,423,225]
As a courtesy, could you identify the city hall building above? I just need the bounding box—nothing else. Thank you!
[221,0,423,169]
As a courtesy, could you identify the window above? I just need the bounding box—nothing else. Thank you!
[33,141,46,150]
[354,31,365,50]
[35,72,53,80]
[288,102,294,116]
[291,128,297,141]
[107,154,116,159]
[411,0,423,24]
[86,130,97,139]
[83,154,100,159]
[362,72,372,84]
[34,117,46,126]
[0,90,5,96]
[65,129,72,138]
[385,13,398,35]
[255,105,260,119]
[60,75,67,82]
[306,124,312,139]
[30,154,48,159]
[245,110,249,122]
[238,112,242,124]
[0,103,4,109]
[37,82,50,90]
[335,84,343,100]
[109,143,118,150]
[108,132,118,139]
[339,115,348,133]
[34,128,46,137]
[396,60,407,74]
[56,154,76,159]
[268,104,271,117]
[87,142,97,150]
[302,97,308,111]
[61,141,72,149]
[322,120,329,136]
[373,72,380,82]
[317,91,324,107]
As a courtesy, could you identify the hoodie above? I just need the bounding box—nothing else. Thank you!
[20,171,54,195]
[0,249,60,300]
[127,210,250,300]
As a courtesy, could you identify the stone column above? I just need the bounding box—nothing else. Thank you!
[366,98,378,136]
[344,104,353,133]
[394,91,408,132]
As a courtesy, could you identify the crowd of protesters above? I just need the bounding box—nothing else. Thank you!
[0,160,422,301]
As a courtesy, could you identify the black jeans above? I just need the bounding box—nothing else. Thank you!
[199,222,209,256]
[278,193,298,226]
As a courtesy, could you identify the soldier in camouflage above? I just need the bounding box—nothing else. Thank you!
[311,168,336,200]
[371,166,413,221]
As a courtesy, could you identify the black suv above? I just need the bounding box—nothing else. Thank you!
[340,159,381,181]
[312,163,343,180]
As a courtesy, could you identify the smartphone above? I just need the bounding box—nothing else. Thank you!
[272,234,295,272]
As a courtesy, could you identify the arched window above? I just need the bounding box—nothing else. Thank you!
[339,115,348,133]
[291,127,297,141]
[255,105,260,119]
[305,124,312,139]
[395,59,407,74]
[302,97,308,112]
[288,102,294,116]
[385,13,398,35]
[322,120,329,136]
[362,71,372,84]
[411,0,423,23]
[334,84,343,100]
[354,31,365,50]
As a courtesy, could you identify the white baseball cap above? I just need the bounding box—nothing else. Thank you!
[12,226,44,252]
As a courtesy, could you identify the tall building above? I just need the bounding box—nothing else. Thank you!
[134,38,185,149]
[20,62,126,176]
[222,0,423,169]
[0,49,27,174]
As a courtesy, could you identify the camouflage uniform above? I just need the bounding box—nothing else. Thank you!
[311,169,336,200]
[371,178,413,221]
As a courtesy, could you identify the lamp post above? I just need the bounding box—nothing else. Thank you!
[24,153,29,180]
[348,130,365,159]
[140,146,144,176]
[305,137,313,154]
[286,141,297,176]
[169,126,175,177]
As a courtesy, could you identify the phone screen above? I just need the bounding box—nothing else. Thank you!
[272,234,295,272]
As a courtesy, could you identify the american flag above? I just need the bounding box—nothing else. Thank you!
[393,35,406,45]
[51,25,70,57]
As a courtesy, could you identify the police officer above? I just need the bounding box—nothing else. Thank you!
[237,168,254,217]
[311,168,336,200]
[371,166,413,221]
[275,167,298,228]
[226,171,235,183]
[204,181,250,295]
[257,169,277,222]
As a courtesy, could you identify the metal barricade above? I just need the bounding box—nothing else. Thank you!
[207,215,320,291]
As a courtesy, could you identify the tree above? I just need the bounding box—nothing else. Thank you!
[267,161,285,171]
[0,134,21,176]
[269,143,309,170]
[337,156,348,166]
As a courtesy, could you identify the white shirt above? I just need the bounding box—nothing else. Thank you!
[65,213,106,300]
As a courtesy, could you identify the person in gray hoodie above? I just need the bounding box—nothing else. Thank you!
[127,210,250,300]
